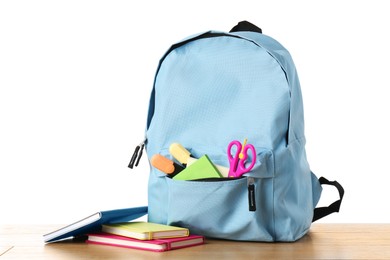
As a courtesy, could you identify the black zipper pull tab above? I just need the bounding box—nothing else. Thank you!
[248,177,256,211]
[128,139,146,169]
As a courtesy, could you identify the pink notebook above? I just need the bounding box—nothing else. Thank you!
[87,233,204,252]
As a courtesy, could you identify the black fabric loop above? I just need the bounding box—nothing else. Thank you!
[230,21,262,34]
[312,177,345,222]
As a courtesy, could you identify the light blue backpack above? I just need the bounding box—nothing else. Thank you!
[130,21,344,242]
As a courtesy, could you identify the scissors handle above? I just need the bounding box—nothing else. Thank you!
[227,140,242,161]
[238,144,256,173]
[227,140,256,178]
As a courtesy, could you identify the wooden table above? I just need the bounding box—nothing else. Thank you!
[1,224,390,259]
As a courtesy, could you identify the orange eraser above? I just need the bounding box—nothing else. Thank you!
[151,154,175,174]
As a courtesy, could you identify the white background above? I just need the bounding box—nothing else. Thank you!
[1,0,389,224]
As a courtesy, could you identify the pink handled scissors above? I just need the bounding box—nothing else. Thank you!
[227,139,257,178]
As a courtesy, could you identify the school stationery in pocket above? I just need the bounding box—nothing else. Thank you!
[130,21,344,242]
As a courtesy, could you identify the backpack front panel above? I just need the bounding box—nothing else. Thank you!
[146,35,290,153]
[146,34,291,241]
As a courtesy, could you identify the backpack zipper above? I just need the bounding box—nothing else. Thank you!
[128,138,147,169]
[247,177,256,211]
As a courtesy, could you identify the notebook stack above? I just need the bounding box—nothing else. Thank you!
[87,222,204,252]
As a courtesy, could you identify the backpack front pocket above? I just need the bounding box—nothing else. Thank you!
[148,146,275,241]
[165,176,274,241]
[164,145,275,242]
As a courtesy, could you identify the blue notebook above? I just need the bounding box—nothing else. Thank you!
[43,206,148,243]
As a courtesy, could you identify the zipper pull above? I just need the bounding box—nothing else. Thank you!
[247,177,256,211]
[128,138,146,169]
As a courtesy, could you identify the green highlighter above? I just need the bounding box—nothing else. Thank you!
[173,155,222,180]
